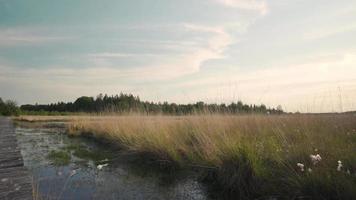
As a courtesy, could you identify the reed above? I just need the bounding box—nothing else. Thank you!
[65,114,356,199]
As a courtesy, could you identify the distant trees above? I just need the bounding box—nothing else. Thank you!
[277,105,283,113]
[74,96,95,112]
[20,93,284,115]
[0,97,20,116]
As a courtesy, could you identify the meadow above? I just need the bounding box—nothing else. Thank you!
[16,114,356,199]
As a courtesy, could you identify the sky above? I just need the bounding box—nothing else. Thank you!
[0,0,356,112]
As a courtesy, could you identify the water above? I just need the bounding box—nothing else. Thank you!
[15,122,210,200]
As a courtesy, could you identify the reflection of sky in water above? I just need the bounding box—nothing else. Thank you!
[15,125,209,200]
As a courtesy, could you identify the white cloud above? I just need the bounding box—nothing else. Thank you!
[0,21,234,103]
[303,23,356,40]
[0,28,72,46]
[157,23,233,75]
[137,24,232,78]
[165,52,356,112]
[1,52,356,112]
[0,23,234,82]
[83,23,234,79]
[88,53,135,58]
[213,0,268,15]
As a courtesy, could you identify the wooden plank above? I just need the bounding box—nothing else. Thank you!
[0,117,33,200]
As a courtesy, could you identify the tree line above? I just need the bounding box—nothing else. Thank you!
[20,93,283,115]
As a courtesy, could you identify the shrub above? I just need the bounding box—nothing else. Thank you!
[0,98,20,116]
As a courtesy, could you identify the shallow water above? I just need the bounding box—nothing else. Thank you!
[15,123,210,200]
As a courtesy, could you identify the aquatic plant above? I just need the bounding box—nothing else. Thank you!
[47,150,71,166]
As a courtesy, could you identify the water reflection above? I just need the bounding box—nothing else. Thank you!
[15,123,210,200]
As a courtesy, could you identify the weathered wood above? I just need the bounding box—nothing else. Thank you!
[0,117,33,200]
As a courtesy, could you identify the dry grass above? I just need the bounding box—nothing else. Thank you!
[19,114,356,199]
[68,115,356,164]
[67,114,356,199]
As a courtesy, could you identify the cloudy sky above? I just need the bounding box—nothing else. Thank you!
[0,0,356,112]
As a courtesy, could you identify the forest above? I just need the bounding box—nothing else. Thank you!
[20,93,284,115]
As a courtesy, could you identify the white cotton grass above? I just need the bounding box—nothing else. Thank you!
[70,169,77,177]
[97,163,109,170]
[297,163,305,172]
[310,154,322,165]
[296,153,321,173]
[337,160,343,171]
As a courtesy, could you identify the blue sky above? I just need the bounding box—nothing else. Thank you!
[1,0,356,112]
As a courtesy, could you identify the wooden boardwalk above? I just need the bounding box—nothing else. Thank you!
[0,117,32,200]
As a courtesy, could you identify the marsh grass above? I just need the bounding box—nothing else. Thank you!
[24,114,356,199]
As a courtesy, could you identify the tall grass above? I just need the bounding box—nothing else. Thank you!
[33,114,356,199]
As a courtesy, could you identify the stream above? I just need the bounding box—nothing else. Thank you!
[15,122,211,200]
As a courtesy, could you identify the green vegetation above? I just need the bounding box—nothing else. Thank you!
[64,144,113,164]
[20,93,283,115]
[46,144,112,166]
[68,114,356,199]
[20,110,76,116]
[0,97,20,116]
[47,150,71,166]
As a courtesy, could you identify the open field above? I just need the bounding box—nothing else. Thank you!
[15,114,356,199]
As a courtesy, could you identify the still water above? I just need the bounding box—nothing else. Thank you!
[15,122,210,200]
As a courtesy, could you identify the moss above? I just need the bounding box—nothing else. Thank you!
[47,150,71,166]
